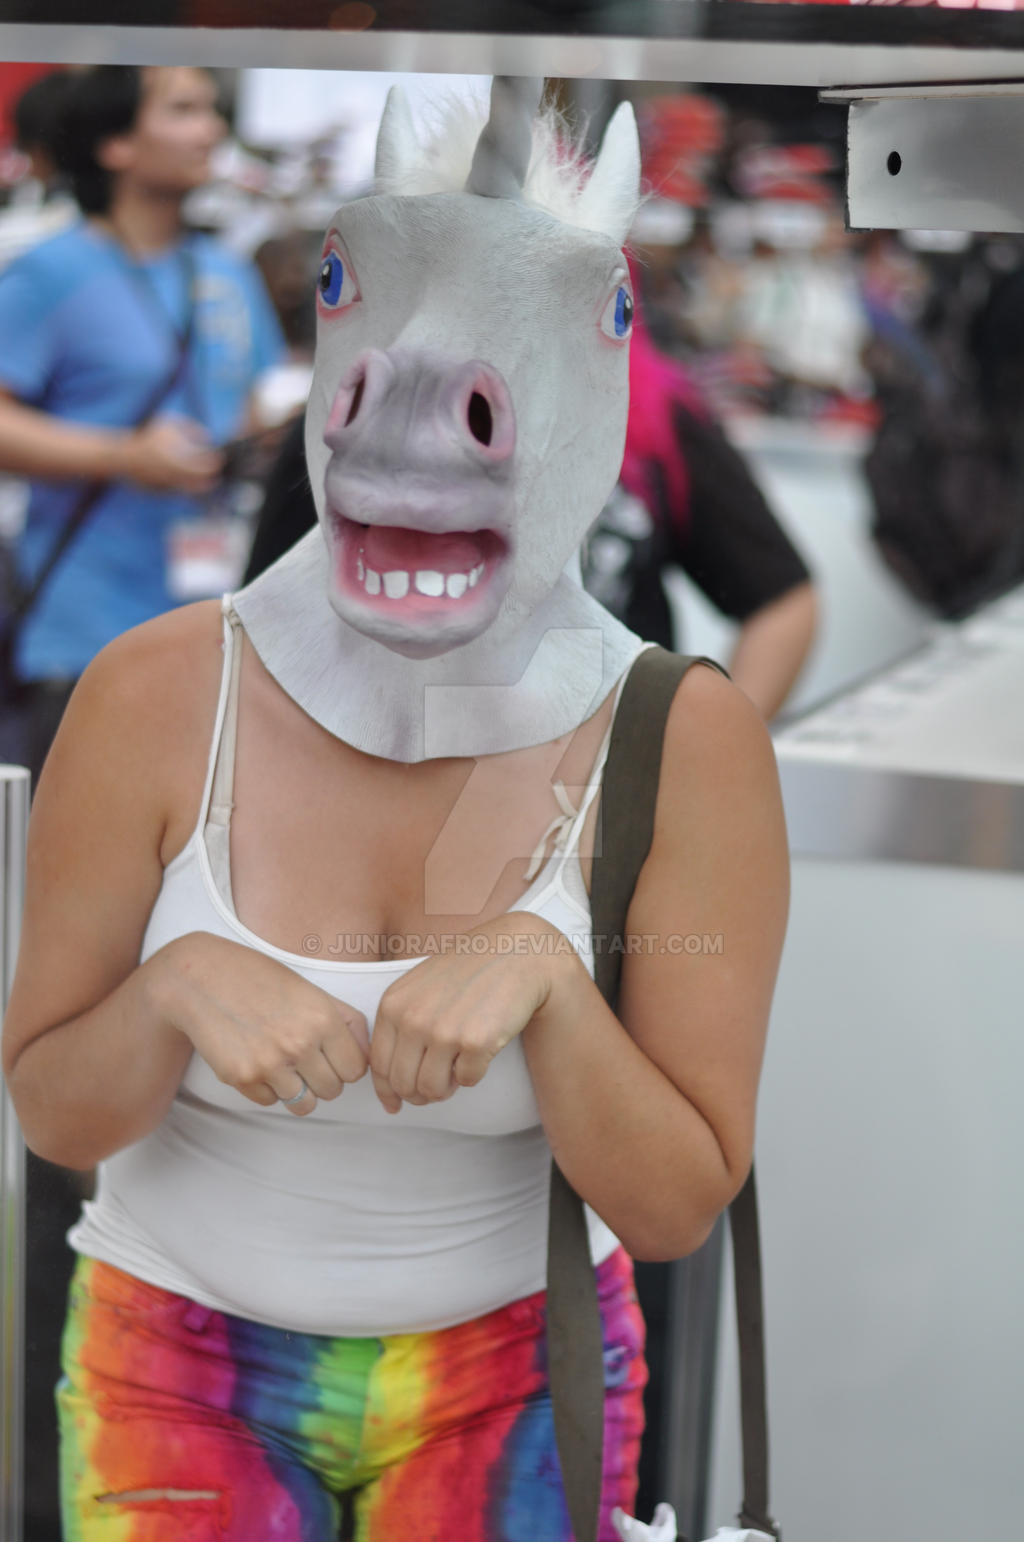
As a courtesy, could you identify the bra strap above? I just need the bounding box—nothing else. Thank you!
[544,643,657,881]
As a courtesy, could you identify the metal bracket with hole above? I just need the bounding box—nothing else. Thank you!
[823,84,1024,234]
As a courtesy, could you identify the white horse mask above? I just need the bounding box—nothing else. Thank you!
[234,78,645,761]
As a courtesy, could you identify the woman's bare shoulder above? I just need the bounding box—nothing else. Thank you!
[72,598,224,722]
[38,599,226,859]
[660,659,783,826]
[633,656,789,900]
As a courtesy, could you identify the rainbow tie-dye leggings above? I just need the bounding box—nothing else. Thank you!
[58,1247,646,1541]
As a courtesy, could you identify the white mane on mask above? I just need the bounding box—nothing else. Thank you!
[374,92,642,245]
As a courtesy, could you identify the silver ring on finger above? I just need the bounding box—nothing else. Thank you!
[281,1077,312,1108]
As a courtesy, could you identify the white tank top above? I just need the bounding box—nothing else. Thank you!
[69,600,632,1336]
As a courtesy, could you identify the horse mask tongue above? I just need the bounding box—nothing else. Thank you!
[233,77,645,761]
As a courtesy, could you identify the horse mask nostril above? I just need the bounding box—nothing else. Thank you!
[468,391,493,447]
[345,374,365,427]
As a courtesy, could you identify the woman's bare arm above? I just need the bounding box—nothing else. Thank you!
[519,664,789,1258]
[2,603,370,1169]
[1,608,219,1166]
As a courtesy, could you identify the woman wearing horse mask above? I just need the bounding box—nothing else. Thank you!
[2,79,788,1542]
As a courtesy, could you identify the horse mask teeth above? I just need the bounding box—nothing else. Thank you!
[233,78,648,763]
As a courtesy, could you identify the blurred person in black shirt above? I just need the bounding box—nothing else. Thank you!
[584,283,816,721]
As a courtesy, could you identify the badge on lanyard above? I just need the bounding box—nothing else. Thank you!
[166,515,250,601]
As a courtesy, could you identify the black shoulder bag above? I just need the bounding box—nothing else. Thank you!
[545,647,780,1542]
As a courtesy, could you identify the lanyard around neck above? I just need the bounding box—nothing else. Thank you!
[107,233,204,425]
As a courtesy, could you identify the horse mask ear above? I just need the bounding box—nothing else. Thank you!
[374,85,420,190]
[576,102,642,247]
[374,79,641,245]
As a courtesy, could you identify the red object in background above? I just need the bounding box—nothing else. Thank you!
[0,64,64,149]
[638,93,726,207]
[734,143,838,203]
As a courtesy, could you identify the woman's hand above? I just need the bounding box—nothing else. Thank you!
[368,914,581,1114]
[149,931,370,1116]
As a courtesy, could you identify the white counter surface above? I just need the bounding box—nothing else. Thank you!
[775,587,1024,786]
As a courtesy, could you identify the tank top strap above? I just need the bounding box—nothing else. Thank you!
[198,596,243,908]
[207,600,243,823]
[192,596,239,824]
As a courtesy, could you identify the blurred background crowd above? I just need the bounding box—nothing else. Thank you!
[2,65,1024,748]
[2,63,1023,757]
[3,60,1024,1540]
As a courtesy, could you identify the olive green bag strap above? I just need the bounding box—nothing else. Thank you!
[546,647,778,1542]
